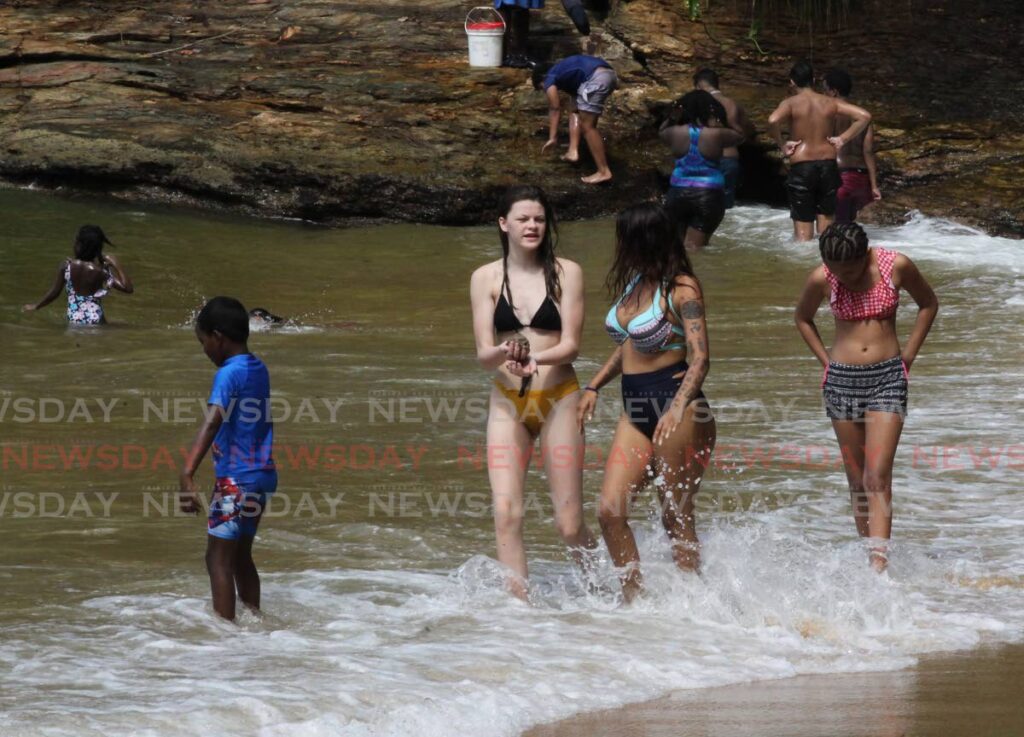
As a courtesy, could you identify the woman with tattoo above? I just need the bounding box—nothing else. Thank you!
[794,223,937,572]
[578,203,716,602]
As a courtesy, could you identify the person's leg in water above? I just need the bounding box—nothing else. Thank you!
[205,483,266,620]
[831,419,870,537]
[563,108,581,163]
[487,386,536,600]
[686,189,725,249]
[539,387,598,572]
[862,410,904,572]
[787,161,820,241]
[206,536,239,619]
[652,398,716,573]
[815,212,835,239]
[233,492,266,613]
[578,111,612,184]
[598,415,653,603]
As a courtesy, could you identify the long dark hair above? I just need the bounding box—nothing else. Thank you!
[73,225,112,263]
[606,203,694,306]
[497,185,561,308]
[667,89,727,128]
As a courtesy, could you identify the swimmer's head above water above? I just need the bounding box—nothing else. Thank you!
[248,307,285,325]
[74,225,112,263]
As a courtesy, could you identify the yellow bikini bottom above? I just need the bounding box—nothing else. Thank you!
[493,377,580,436]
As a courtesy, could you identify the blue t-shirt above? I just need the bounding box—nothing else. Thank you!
[543,55,611,95]
[208,353,275,481]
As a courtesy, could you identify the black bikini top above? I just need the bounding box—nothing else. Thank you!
[494,292,562,332]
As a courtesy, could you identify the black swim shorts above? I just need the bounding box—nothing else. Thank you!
[664,186,726,235]
[787,159,841,222]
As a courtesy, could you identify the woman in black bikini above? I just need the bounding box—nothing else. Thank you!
[469,185,597,599]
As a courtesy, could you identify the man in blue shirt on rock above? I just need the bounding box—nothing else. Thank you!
[534,54,618,184]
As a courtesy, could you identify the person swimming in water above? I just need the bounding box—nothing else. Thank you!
[794,223,938,572]
[23,225,133,324]
[469,185,598,600]
[579,203,716,603]
[248,307,285,326]
[767,61,872,242]
[660,90,745,249]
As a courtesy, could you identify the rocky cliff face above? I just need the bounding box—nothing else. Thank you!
[0,0,1020,235]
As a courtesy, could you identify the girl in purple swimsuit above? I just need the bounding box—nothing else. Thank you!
[23,225,134,324]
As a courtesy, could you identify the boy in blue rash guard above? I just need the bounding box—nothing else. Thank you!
[180,296,277,621]
[534,54,617,184]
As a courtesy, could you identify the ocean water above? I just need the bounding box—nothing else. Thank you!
[1,190,1021,736]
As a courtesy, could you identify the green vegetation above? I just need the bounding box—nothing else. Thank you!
[683,0,856,52]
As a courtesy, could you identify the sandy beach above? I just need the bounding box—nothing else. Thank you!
[527,643,1024,737]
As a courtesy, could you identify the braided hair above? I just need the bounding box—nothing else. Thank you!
[819,223,868,262]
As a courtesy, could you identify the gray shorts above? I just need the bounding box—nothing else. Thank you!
[576,67,617,115]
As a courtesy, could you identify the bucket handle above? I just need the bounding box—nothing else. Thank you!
[465,6,506,32]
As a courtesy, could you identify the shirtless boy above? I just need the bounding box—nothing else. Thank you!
[824,68,881,223]
[768,61,872,241]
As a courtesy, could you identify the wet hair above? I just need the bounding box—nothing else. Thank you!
[196,296,250,343]
[249,307,284,324]
[497,185,562,309]
[789,60,814,89]
[667,90,727,128]
[693,68,720,89]
[819,223,869,262]
[824,68,852,97]
[73,225,112,263]
[606,203,694,306]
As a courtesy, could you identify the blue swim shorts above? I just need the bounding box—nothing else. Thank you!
[207,471,277,540]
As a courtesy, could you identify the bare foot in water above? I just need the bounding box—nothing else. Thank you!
[581,170,613,184]
[560,151,580,163]
[869,546,889,573]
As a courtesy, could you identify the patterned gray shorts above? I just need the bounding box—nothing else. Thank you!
[822,355,908,421]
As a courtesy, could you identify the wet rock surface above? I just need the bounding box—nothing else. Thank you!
[0,0,1020,235]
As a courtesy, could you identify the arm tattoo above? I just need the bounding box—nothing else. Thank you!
[680,301,704,320]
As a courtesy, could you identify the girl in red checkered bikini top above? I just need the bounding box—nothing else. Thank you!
[794,223,938,573]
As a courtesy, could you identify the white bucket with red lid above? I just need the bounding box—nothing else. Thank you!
[465,7,505,67]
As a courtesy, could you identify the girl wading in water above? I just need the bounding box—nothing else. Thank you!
[23,225,133,324]
[579,203,715,603]
[470,185,597,600]
[795,223,938,572]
